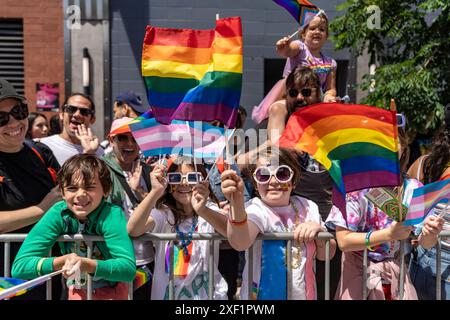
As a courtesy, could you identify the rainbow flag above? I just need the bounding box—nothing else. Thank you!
[403,179,450,226]
[273,0,319,25]
[141,17,243,128]
[0,277,28,299]
[278,103,401,216]
[129,118,228,160]
[165,243,193,278]
[133,267,152,291]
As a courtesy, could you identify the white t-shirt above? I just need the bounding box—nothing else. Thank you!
[122,174,154,266]
[150,205,228,300]
[41,134,105,165]
[240,196,324,300]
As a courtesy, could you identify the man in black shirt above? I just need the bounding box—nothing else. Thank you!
[0,78,62,299]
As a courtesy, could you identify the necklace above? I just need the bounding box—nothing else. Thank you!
[175,215,198,256]
[289,201,302,269]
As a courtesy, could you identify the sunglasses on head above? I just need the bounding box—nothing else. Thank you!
[63,104,95,117]
[115,134,136,143]
[288,88,313,98]
[0,103,29,127]
[167,172,203,185]
[253,165,294,184]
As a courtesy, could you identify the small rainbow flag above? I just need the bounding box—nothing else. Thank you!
[133,267,151,291]
[165,243,193,278]
[142,17,243,128]
[273,0,319,25]
[0,277,29,299]
[279,103,400,216]
[404,179,450,226]
[129,118,228,160]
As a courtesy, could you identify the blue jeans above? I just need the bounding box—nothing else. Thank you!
[409,245,450,300]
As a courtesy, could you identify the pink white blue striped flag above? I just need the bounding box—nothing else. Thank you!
[129,118,229,160]
[403,179,450,226]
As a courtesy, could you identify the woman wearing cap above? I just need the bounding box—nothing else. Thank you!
[0,78,61,299]
[102,117,155,299]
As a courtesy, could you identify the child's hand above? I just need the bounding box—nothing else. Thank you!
[323,94,337,103]
[294,221,324,243]
[220,169,245,205]
[276,37,291,56]
[421,215,444,237]
[61,253,82,278]
[386,221,413,241]
[149,162,167,198]
[191,181,210,213]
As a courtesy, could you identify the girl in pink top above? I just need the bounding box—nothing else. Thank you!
[252,11,337,124]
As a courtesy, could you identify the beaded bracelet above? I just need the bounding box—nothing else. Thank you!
[365,230,376,251]
[228,215,248,226]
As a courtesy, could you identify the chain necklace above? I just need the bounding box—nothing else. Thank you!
[289,201,302,269]
[175,215,198,256]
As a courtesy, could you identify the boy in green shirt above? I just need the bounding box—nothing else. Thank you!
[12,154,136,300]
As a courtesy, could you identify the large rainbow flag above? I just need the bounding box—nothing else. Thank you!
[278,103,401,215]
[141,17,243,128]
[403,179,450,226]
[272,0,319,25]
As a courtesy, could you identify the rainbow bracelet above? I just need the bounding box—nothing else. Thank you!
[365,230,376,251]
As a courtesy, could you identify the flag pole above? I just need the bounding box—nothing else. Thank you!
[287,29,299,41]
[185,121,198,173]
[0,269,64,300]
[204,128,236,182]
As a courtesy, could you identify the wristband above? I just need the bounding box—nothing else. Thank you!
[36,258,46,276]
[228,215,248,226]
[365,231,376,251]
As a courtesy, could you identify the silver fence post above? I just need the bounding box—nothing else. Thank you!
[4,242,10,277]
[168,242,174,300]
[128,280,133,300]
[286,240,292,300]
[46,249,52,300]
[247,245,253,300]
[436,238,442,300]
[399,239,405,300]
[325,239,330,300]
[87,241,93,301]
[362,248,368,299]
[208,240,214,300]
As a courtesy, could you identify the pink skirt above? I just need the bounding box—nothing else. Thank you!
[251,78,286,124]
[335,251,417,300]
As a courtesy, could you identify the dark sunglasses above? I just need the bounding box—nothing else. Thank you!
[63,104,95,117]
[288,88,312,98]
[253,165,294,184]
[115,134,136,143]
[167,172,202,185]
[0,103,29,127]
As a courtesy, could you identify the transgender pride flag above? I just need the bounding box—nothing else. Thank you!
[129,118,229,160]
[403,179,450,226]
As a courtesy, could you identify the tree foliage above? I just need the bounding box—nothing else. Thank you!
[330,0,449,135]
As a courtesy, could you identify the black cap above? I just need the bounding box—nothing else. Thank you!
[0,79,25,102]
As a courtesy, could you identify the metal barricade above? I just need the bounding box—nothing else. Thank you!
[1,230,449,300]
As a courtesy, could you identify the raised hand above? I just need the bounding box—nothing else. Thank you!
[191,180,210,213]
[149,162,167,198]
[128,160,143,191]
[421,215,444,237]
[75,124,99,154]
[220,169,245,206]
[276,36,290,56]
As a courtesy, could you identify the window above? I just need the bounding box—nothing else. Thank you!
[0,19,24,95]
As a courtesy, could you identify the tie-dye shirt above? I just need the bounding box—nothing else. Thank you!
[325,178,422,262]
[283,40,337,92]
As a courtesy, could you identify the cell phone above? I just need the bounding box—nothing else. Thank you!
[396,113,406,128]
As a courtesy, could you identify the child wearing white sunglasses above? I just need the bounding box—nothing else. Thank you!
[221,146,336,300]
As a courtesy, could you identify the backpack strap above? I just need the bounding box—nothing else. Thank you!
[104,161,140,208]
[23,140,58,185]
